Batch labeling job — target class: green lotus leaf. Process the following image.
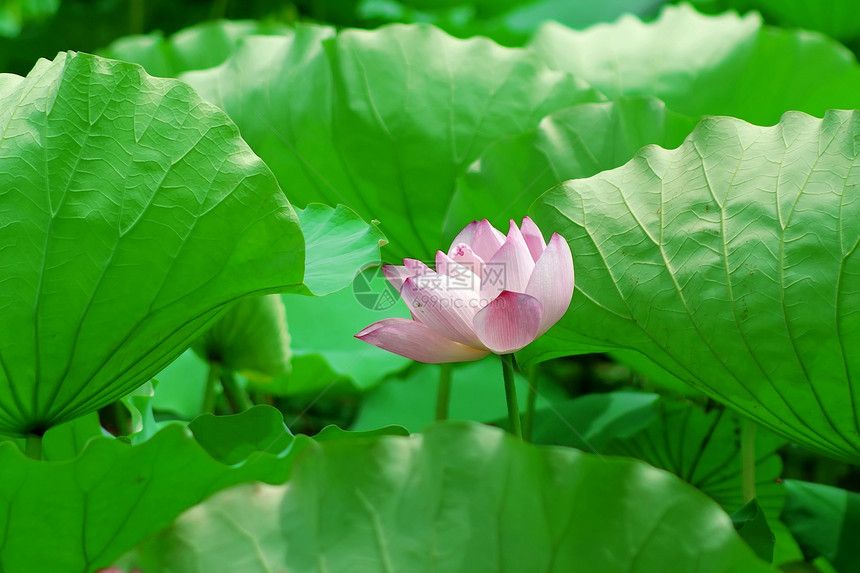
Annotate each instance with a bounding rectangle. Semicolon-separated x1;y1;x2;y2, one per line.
782;479;860;572
530;4;860;125
526;109;860;462
526;390;661;451
0;407;308;572
0;51;304;435
99;19;291;78
193;294;291;383
606;399;786;518
447;95;696;239
181;23;603;260
124;422;770;573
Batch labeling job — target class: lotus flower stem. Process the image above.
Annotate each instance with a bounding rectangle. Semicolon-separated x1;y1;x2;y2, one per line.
203;362;222;414
523;364;539;442
741;417;757;503
221;369;254;413
501;354;522;438
435;364;453;421
24;433;42;460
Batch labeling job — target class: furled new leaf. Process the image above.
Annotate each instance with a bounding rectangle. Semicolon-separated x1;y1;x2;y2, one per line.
526;110;860;462
0;52;304;435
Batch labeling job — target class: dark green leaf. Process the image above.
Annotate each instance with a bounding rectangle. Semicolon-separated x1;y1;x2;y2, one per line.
606;400;786;517
732;498;775;563
782;479;860;573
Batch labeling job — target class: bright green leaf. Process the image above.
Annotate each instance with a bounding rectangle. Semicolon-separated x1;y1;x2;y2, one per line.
126;422;771;573
182;23;602;260
447;95;696;239
0;52;303;435
278;271;411;396
530;4;860;125
189;405;294;465
527;110;860;462
295;203;386;296
0;413;306;572
99;19;291;78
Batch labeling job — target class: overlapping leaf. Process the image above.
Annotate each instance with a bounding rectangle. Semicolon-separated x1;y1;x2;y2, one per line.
181;23;603;260
124;423;770;573
0;52;304;435
0;406;302;573
447;95;696;238
526;110;860;462
99;19;291;78
530;4;860;125
606;400;786;517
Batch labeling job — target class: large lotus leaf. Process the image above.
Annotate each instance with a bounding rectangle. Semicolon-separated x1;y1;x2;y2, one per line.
529;4;860;126
606;400;786;518
0;406;305;573
181;23;603;261
0;52;304;435
99;19;291;78
524;109;860;462
124;422;770;573
446;95;696;239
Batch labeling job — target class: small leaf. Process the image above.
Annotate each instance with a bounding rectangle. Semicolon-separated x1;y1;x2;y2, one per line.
189;405;294;465
732;499;775;563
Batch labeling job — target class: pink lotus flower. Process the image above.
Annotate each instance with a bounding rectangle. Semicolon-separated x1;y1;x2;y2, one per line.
356;218;574;362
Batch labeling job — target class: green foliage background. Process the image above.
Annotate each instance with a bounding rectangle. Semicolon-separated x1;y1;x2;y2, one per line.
2;1;860;572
